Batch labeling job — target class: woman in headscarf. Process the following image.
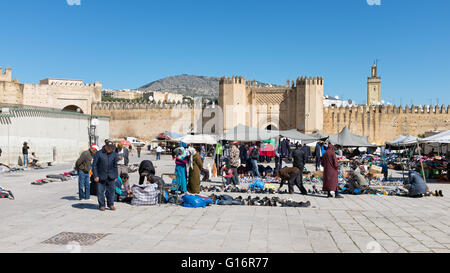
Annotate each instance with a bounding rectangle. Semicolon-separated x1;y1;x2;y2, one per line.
174;147;189;193
321;143;343;198
187;146;203;194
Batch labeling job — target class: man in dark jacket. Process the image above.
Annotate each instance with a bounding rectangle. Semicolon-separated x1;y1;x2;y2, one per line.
239;144;249;167
92;141;119;211
138;160;156;185
75;145;99;201
278;167;307;195
292;144;307;171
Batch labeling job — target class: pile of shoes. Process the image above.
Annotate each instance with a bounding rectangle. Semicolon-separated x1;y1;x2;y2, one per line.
0;186;14;200
209;194;311;208
31;179;50;185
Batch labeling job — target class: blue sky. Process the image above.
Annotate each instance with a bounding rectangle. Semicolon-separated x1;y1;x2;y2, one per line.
0;0;449;105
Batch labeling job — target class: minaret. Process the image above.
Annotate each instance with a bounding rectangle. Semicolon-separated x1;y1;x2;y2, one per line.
367;63;381;105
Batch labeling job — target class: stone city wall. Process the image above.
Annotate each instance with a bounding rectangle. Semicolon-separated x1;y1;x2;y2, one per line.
0;106;110;165
323;105;450;144
92;102;209;140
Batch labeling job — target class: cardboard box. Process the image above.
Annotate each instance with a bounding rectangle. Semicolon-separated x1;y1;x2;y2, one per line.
370;173;384;179
369;166;382;174
313;171;323;178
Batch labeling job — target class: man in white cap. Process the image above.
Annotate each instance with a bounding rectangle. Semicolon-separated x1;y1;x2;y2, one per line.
75;144;99;201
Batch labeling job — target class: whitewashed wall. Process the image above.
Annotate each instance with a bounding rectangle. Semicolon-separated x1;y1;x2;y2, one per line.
0;107;109;166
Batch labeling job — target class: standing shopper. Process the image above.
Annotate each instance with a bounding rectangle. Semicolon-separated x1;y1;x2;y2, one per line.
136;145;141;158
321;143;343;198
156;145;163;160
174;147;189;193
315;142;322;171
22;142;30;167
187;147;203;194
250;145;261;177
229;143;241;185
239;144;249;167
292;143;307;187
75;145;98;200
116;143;129;176
92;141;119;211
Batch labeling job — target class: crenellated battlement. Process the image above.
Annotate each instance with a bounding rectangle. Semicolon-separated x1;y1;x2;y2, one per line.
296;76;324;86
40;78;102;88
92;101;197;110
0;67;12;82
324;104;450;115
219;75;246;85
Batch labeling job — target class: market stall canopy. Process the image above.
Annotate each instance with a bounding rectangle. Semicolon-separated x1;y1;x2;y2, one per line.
328;126;376;147
278;129;323;142
156;131;186;141
386;135;420;147
175;134;219;145
420;130;450;144
220;124;280;141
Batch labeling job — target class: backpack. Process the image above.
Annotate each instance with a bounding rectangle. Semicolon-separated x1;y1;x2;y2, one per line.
250;148;259;160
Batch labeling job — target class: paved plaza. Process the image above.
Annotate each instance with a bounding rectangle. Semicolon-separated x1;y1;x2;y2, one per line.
1;153;450;253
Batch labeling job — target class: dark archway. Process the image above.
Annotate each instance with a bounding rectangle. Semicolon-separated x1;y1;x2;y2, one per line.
266;124;278;131
62;105;84;113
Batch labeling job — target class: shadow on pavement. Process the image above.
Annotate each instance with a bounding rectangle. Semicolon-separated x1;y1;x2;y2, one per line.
61;196;79;201
72;203;99;210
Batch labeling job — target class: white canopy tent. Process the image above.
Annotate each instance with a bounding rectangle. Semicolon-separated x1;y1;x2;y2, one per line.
220;124;280;142
386;135;421;148
175;134;219;145
420;130;450;144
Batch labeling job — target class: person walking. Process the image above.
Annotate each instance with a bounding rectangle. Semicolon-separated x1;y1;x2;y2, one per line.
229;143;241;185
75;145;99;201
249;144;261;177
174;147;189;193
321;143;342;198
156;145;163;160
116;143;129;176
92;141;119;211
22;142;30;167
138;160;156;185
187;147;203;194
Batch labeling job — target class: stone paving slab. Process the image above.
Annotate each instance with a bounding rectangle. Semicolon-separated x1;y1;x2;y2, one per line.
1;153;450;253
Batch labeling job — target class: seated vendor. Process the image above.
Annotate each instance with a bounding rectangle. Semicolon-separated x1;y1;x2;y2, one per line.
115;173;133;202
222;166;237;185
30;152;39;167
404;171;427;198
277;167;307;195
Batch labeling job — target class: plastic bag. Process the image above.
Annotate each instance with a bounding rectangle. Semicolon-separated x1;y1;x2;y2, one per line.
183;195;213;208
248;179;265;190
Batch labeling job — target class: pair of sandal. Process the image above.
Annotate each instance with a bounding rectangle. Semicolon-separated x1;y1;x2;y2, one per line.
31;179;49;185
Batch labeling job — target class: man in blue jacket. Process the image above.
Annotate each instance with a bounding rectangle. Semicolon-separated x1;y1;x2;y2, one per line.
92;141;119;211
